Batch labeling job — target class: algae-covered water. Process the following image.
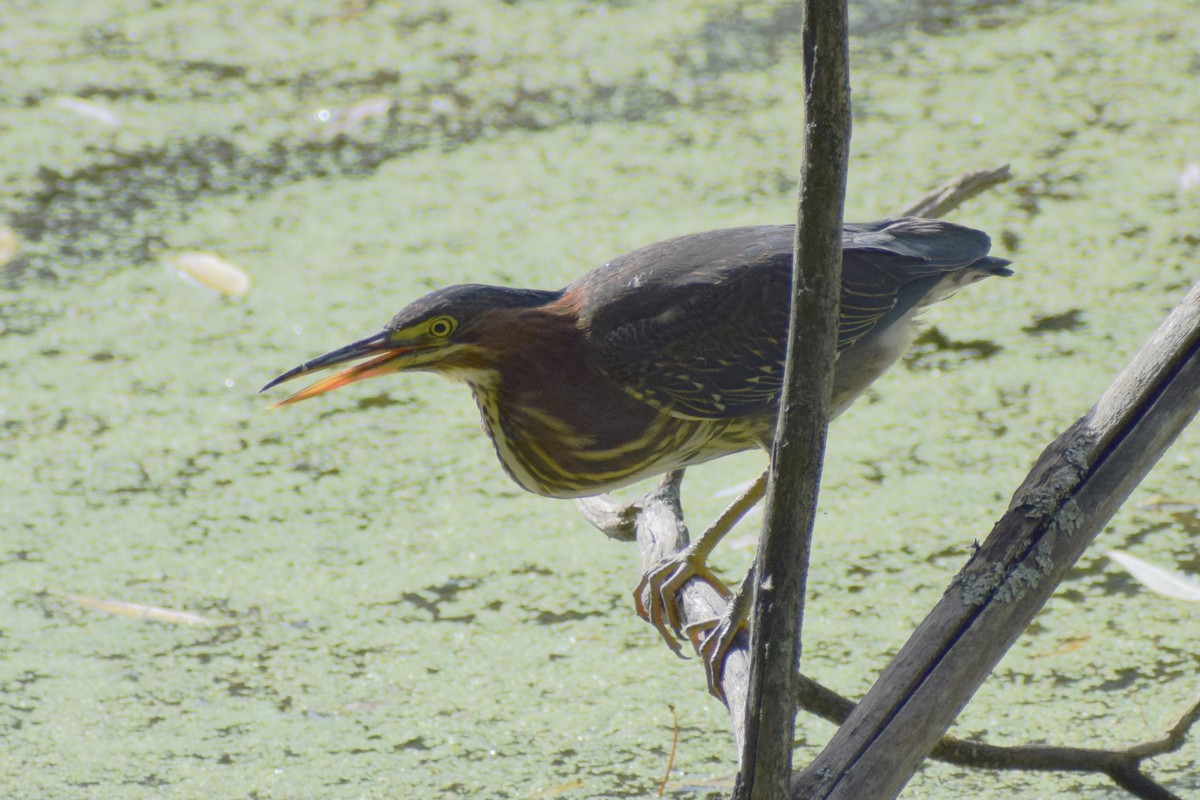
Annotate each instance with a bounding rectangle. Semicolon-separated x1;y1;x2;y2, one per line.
2;1;1198;798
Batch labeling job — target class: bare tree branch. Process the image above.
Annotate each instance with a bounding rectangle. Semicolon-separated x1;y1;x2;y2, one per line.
577;473;752;753
581;169;1200;800
896;165;1012;218
796;675;1198;800
734;0;851;796
793;278;1200;798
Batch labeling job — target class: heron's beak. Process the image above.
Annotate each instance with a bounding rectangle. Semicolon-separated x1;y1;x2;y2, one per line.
260;331;421;407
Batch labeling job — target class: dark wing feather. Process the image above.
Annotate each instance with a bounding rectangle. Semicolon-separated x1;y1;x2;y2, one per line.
576;218;1003;420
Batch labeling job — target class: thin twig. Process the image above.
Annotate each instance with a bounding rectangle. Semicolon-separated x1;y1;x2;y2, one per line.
658;704;680;798
896;165;1012;218
795;674;1193;800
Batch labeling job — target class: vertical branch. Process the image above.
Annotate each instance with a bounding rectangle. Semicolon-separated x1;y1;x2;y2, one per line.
733;1;851;797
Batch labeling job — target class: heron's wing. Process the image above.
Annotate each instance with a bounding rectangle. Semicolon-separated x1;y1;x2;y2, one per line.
574;226;791;419
577;219;1003;420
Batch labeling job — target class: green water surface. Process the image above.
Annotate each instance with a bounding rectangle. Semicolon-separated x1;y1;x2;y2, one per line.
2;1;1198;797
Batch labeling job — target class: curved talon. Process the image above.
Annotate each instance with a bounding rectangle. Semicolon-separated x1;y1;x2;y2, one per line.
633;570;685;657
658;559;732;635
686;613;747;702
633;548;732;657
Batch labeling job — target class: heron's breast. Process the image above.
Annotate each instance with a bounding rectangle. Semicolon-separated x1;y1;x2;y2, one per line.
468;382;763;499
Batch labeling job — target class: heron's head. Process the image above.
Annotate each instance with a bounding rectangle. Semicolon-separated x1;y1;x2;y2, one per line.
261;284;560;405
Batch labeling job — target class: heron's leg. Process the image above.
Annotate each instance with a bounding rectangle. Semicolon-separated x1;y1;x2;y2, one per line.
634;469;768;653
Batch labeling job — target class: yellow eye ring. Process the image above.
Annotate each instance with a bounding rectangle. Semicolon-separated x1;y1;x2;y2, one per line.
428;316;456;338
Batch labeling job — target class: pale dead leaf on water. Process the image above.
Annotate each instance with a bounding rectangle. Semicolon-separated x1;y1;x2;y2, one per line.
52;95;122;128
1105;550;1200;603
323;96;392;134
0;225;18;267
68;594;217;625
724;533;759;551
1179;161;1200;193
166;251;252;296
527;779;585;798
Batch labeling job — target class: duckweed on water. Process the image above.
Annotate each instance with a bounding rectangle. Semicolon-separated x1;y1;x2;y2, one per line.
1;1;1198;798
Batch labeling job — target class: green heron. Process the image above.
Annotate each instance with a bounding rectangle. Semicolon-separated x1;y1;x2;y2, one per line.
263;217;1011;690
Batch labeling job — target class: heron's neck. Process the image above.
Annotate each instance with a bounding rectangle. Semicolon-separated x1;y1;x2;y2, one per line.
461;308;665;497
479;308;654;438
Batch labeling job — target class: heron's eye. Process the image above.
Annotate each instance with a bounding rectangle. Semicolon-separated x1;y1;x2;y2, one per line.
428;316;457;338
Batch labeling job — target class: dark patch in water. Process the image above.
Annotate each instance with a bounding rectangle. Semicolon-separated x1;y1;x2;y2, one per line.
1022;308;1085;334
905;325;1002;370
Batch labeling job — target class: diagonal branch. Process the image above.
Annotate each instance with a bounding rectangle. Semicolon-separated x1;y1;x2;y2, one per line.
896;165;1012;218
579;474;1200;800
792;277;1200;798
795;675;1199;800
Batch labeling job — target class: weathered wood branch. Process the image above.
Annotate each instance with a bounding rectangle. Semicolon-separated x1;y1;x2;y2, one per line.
734;0;852;796
896;165;1012;218
796;675;1198;800
792;279;1200;798
577;169;1200;799
577;474;752;753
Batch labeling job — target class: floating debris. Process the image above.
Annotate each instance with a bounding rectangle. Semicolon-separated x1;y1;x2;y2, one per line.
0;225;18;267
323;96;391;134
1106;550;1200;603
1179;161;1200;193
1030;635;1091;659
53;95;122;128
338;700;388;714
1137;495;1200;512
68;594;217;625
528;780;586;798
166;251;252;296
723;533;759;551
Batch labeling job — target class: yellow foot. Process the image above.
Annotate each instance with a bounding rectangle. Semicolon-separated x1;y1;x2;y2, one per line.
633;546;732;656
